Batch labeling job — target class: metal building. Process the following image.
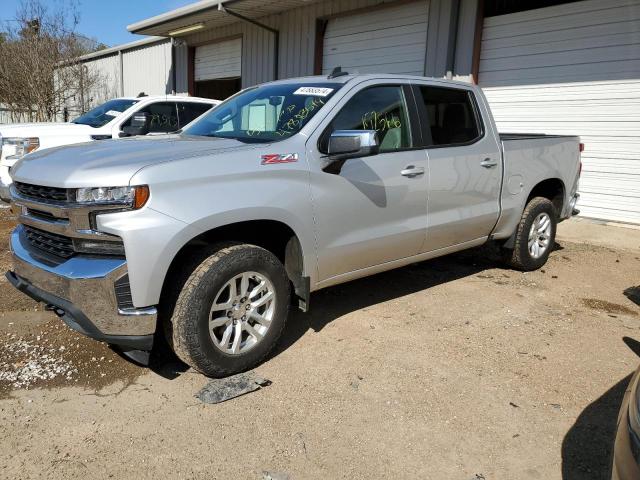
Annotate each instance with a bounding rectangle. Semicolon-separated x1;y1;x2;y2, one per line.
68;36;184;115
120;0;639;225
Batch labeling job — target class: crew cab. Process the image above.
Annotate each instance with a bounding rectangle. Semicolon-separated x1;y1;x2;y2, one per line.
0;95;220;201
5;73;581;376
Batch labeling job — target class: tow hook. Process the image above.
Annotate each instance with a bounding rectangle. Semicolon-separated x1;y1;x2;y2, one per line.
45;304;66;318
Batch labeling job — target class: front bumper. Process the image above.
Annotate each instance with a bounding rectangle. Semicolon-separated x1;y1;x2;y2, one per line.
7;226;157;350
611;367;640;480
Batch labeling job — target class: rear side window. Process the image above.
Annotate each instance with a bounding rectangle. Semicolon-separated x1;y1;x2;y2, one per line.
122;102;179;133
177;102;214;128
418;86;481;147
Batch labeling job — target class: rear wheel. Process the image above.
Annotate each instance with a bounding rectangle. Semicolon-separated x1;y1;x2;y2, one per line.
167;243;290;377
503;196;557;271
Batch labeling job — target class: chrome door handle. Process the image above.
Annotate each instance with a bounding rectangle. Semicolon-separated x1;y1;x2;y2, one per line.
480;158;498;168
400;165;425;177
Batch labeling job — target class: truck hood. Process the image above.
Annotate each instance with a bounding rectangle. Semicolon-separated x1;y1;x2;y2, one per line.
0;122;97;138
11;135;259;188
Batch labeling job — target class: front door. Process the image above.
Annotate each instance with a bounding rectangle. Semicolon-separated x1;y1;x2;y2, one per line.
307;83;429;282
413;83;502;251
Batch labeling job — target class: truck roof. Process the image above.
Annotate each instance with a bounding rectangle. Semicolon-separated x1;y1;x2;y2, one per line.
267;73;475;87
116;95;220;103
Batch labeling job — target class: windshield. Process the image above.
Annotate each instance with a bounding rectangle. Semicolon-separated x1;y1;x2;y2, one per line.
184;83;343;143
73;99;139;128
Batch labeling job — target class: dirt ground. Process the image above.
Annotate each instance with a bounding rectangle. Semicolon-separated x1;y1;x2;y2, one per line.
1;205;639;480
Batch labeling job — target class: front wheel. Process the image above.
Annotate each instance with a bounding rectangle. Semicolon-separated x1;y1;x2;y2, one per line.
503;196;557;271
168;243;291;377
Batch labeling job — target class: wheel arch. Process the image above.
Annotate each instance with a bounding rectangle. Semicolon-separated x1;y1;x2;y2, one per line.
526;178;566;218
501;177;565;250
160;217;312;314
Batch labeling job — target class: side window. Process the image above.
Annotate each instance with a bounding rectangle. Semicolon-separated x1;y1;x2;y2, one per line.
418;86;481;146
324;85;412;153
177;102;214;128
121;102;179;133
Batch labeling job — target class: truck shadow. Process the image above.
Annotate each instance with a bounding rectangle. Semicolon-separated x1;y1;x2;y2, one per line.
561;337;640;479
561;373;631;479
149;240;566;379
276;241;513;354
624;286;640;307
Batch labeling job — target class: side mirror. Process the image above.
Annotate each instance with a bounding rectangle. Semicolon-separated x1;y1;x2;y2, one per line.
328;130;379;159
121;112;151;137
323;130;379;174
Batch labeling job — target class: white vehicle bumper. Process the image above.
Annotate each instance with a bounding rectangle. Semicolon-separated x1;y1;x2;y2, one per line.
0;173;11;203
0;160;16;203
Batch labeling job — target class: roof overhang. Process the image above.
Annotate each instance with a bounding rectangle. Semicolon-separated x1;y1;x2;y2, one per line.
77;36;167;62
127;0;322;37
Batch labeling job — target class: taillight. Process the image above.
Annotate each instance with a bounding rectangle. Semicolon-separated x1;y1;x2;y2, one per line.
578;143;584;177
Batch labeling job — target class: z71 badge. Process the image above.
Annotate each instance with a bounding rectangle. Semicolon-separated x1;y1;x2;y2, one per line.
261;153;299;165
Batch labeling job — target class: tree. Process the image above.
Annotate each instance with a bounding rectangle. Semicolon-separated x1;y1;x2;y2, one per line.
0;0;106;122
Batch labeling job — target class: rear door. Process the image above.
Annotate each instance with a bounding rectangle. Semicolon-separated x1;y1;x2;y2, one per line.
307;81;428;282
412;83;502;251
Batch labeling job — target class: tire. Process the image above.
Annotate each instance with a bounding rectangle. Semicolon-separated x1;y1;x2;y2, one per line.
503;196;557;271
167;243;290;377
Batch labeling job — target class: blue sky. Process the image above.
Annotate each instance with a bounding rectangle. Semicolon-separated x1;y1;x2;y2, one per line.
0;0;195;47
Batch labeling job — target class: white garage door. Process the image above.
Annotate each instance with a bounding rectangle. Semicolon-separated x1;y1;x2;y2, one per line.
195;38;242;81
322;1;429;76
479;0;640;224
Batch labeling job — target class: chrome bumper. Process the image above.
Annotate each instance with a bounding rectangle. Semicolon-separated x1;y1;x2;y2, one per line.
570;192;580;216
7;226;157;349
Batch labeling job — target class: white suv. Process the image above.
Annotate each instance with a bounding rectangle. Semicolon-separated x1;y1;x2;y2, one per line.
0;95;220;201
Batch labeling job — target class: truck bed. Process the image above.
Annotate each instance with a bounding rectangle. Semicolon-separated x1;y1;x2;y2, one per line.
490;132;581;241
499;133;578;141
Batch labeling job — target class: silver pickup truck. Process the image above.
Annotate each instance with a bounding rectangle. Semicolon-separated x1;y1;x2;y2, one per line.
5;73;581;377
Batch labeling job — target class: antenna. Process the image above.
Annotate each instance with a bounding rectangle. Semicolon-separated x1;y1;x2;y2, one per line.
137;92;148;98
328;66;349;79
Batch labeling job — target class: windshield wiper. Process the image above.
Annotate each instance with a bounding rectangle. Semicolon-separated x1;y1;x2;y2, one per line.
203;133;271;144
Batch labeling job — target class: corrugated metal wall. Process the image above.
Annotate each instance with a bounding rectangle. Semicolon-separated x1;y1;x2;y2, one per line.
78;39;176;108
83;53;121;107
122;40;173;96
321;1;429;75
184;0;438;88
54;0;474;118
174;42;190;94
185;11;276;88
479;0;640;224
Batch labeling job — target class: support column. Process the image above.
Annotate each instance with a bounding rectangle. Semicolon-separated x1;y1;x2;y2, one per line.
425;0;481;82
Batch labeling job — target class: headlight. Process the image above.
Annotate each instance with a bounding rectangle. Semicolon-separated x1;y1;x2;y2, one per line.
75;185;149;209
1;137;39;160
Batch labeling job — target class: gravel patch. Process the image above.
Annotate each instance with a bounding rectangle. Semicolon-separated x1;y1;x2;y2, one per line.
0;336;78;389
0;318;144;398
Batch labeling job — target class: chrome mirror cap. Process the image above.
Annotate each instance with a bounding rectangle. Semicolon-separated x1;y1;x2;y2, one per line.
328;130;380;158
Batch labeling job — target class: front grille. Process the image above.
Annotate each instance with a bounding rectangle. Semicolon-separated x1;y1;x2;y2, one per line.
23;225;75;259
14;182;68;202
114;275;134;309
25;208;60;222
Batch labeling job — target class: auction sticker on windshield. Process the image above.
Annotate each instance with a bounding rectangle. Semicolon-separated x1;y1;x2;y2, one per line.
105;110;121;117
293;87;334;97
